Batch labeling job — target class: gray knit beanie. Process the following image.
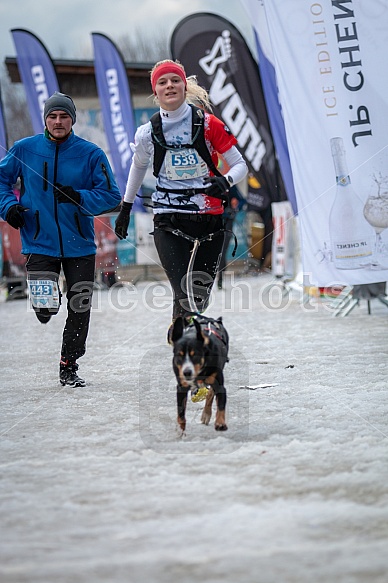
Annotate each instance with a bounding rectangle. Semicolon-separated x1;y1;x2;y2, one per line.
44;92;76;124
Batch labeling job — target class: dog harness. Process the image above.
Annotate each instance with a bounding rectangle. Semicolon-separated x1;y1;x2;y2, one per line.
196;316;229;348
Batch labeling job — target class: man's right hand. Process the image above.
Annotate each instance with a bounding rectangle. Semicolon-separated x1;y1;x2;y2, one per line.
115;201;133;240
6;204;29;229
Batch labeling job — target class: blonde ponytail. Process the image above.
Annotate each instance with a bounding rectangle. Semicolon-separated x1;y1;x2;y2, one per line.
186;76;213;113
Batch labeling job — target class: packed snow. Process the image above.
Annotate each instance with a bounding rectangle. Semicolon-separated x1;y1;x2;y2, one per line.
1;273;387;583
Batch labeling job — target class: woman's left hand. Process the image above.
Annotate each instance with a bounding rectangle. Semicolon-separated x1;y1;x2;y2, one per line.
203;176;230;199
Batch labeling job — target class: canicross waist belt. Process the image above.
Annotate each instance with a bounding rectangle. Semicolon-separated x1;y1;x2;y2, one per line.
156;185;205;196
173;212;221;223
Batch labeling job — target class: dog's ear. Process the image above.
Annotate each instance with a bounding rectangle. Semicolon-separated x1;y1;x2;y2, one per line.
171;316;185;343
193;318;209;345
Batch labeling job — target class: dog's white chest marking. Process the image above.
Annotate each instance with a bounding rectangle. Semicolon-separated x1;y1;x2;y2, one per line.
182;352;196;381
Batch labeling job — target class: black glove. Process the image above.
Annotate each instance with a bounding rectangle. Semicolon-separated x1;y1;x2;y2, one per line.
203;175;230;199
115;201;133;240
54;183;81;205
6;204;28;229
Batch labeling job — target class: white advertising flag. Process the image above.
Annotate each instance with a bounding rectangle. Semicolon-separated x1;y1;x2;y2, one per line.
263;0;388;286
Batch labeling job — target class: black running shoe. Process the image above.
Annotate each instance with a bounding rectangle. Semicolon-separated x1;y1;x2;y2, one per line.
35;312;52;324
59;359;85;387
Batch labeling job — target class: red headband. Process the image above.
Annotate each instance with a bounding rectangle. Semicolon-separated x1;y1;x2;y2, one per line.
151;63;187;93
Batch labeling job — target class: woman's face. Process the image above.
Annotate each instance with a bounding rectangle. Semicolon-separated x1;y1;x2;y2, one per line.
154;73;186;111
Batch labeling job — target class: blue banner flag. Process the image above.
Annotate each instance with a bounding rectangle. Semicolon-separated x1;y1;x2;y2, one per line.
0;84;7;160
11;29;60;134
92;32;144;211
240;0;297;214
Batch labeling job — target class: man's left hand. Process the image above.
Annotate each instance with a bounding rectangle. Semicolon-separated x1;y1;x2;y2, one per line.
54;183;81;205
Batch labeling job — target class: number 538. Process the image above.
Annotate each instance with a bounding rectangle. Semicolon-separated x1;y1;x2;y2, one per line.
172;153;197;166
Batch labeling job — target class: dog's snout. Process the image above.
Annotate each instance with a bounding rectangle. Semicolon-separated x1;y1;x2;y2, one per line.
183;367;193;379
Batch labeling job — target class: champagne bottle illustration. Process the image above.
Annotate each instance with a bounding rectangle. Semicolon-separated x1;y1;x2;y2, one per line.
329;137;374;269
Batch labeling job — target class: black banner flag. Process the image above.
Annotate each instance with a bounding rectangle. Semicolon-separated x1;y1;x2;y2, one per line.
171;12;286;205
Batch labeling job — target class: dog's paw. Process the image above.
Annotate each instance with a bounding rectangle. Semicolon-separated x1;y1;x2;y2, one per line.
215;423;228;431
177;417;186;432
176;427;186;438
201;411;211;425
215;410;227;430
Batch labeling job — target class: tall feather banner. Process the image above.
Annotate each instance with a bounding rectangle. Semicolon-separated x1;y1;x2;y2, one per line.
11;28;60;134
240;0;298;215
92;32;144;210
171;12;287;206
0;83;7;160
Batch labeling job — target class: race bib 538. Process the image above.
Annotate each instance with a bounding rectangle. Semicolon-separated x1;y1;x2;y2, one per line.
165;148;207;181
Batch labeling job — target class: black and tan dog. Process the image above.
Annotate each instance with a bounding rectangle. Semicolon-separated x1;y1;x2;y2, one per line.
171;314;229;433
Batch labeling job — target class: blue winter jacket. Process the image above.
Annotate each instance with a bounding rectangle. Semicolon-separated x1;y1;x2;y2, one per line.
0;132;122;258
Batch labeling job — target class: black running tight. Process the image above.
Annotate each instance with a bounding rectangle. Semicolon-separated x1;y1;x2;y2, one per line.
153;213;224;319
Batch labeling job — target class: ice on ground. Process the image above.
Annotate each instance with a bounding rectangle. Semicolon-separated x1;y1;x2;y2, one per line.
1;274;387;583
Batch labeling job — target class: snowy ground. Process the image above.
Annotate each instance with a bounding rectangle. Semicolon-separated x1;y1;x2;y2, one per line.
1;273;387;583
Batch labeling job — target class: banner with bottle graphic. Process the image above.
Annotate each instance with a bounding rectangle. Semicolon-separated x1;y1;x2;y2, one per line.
170;12;287;207
262;0;388;286
11;29;60;134
91;33;145;212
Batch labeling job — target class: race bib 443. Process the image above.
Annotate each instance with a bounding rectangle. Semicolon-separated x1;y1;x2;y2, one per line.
28;279;60;309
